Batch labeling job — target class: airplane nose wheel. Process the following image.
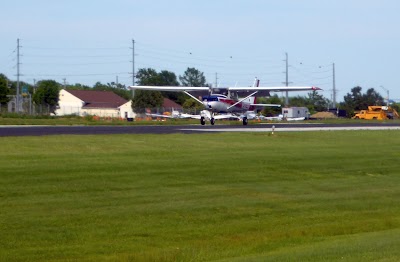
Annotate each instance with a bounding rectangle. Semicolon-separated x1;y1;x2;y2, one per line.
243;117;248;126
200;117;206;125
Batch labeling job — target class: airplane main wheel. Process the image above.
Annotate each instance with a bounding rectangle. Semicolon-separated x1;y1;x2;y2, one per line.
200;117;206;125
243;117;248;126
210;118;215;125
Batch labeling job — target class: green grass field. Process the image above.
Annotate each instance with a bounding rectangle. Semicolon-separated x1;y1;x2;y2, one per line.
2;114;400;126
1;131;400;261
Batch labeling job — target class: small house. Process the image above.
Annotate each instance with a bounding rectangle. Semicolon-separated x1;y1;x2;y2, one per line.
55;89;135;118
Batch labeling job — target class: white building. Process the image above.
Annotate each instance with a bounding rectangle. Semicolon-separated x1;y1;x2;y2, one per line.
282;107;310;119
55;89;135;118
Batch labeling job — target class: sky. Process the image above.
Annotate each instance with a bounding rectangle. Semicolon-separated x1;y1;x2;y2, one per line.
1;0;400;102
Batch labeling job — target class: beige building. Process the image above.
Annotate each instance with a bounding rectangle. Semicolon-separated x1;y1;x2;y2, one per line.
55;89;135;118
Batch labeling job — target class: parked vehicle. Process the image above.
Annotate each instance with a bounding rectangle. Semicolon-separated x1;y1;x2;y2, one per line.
352;106;399;120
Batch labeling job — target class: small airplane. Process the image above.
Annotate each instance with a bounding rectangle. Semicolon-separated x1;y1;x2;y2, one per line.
146;108;240;121
146;109;196;119
263;114;306;121
130;78;320;125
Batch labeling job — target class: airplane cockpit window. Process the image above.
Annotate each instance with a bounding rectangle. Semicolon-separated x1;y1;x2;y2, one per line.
230;92;239;100
202;96;219;102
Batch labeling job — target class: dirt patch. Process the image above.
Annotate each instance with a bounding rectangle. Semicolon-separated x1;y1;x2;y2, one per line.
310;112;338;119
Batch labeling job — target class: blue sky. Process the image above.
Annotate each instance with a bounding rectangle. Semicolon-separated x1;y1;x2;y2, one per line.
1;0;399;102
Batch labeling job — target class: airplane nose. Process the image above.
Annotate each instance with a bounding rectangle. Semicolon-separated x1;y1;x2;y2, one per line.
204;101;212;109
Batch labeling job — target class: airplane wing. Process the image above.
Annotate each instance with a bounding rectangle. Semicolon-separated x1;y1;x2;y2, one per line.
130;86;210;92
131;86;321;92
251;103;281;107
189;112;239;120
228;86;321;92
146;113;173;118
214;114;240;120
264;116;283;121
190;115;202;120
286;117;306;121
147;112;197;119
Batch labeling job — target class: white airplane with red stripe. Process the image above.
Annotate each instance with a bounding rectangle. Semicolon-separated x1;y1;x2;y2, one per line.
130;79;320;125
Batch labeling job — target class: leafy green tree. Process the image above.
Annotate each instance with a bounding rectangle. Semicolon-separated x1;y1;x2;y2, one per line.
364;88;384;106
132;90;163;112
136;68;162;85
341;86;360;117
341;86;384;117
92;82;131;100
182;98;204;112
307;90;329;112
275;91;329;114
391;103;400;113
33;80;60;114
67;83;91;90
132;68;164;112
259;95;283;116
288;95;309;107
159;70;179;86
0;74;10;106
179;67;206;87
158;70;186;104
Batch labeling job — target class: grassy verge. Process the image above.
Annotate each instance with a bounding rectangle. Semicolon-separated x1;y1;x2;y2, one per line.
1;131;400;261
1;113;400;126
0;116;198;126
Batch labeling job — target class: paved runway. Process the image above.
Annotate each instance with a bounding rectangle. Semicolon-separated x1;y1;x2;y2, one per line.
1;123;400;137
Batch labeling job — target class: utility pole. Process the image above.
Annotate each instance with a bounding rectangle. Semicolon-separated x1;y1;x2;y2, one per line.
332;63;336;108
16;38;21;113
62;78;67;89
282;52;291;105
131;39;135;97
381;86;389;107
132;39;135;86
215;72;218;88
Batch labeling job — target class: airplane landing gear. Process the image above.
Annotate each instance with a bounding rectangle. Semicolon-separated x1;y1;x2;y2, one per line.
210;118;215;125
200;117;206;125
242;117;248;126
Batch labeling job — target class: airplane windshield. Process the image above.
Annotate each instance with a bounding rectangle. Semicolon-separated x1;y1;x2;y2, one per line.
230;92;239;100
202;95;223;102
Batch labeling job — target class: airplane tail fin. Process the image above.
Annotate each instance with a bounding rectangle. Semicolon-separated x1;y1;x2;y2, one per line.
253;77;260;87
247;78;260;104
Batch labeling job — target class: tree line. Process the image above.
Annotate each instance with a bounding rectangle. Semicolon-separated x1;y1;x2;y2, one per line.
0;68;396;117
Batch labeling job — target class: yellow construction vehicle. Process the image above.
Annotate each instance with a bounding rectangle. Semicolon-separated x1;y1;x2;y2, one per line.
352;106;399;120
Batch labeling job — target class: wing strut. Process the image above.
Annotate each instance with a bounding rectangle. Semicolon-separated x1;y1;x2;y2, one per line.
227;91;258;110
184;91;204;105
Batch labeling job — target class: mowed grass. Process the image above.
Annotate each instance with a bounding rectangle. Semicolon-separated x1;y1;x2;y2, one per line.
1;131;400;261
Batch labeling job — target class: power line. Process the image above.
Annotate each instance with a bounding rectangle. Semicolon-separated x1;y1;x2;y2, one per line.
23;61;130;66
23;45;129;50
24;54;129;58
3;40;334;91
23;72;130;77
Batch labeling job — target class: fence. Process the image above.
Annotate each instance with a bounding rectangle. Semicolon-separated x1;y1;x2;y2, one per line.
54;106;123;118
0;101;201;119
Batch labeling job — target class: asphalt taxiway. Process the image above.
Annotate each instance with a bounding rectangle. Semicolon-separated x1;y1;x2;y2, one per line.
1;123;400;137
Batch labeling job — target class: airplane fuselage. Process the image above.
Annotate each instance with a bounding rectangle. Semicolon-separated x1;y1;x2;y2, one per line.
202;95;255;113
